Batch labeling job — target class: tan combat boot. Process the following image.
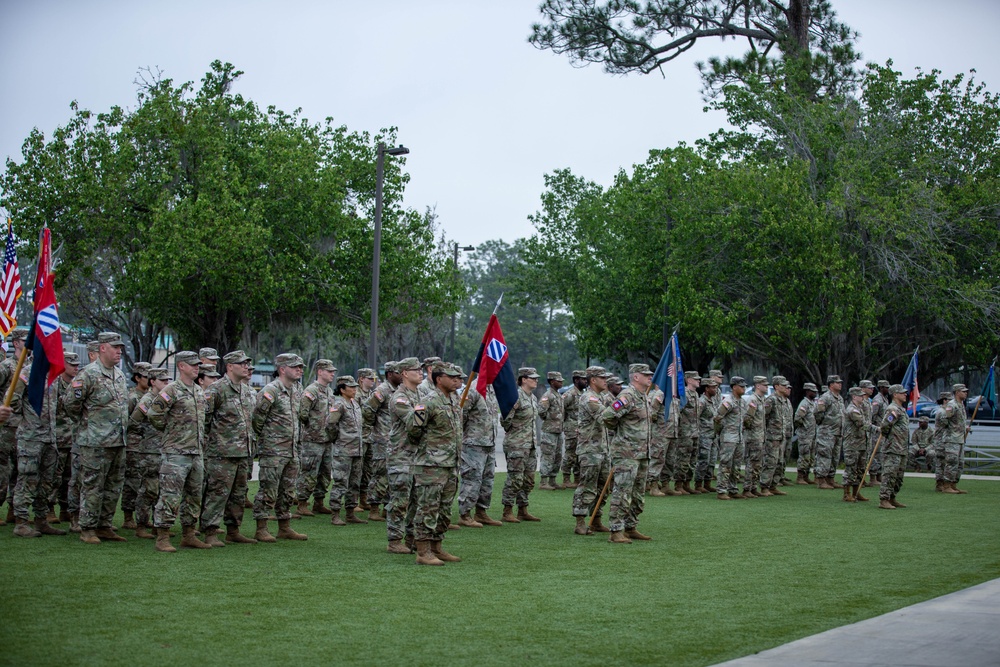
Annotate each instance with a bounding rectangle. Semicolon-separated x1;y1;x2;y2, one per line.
296;500;314;517
415;540;445;566
878;498;895;510
501;505;520;523
329;509;347;526
431;541;461;562
457;513;483;528
704;479;717;493
574;516;592;535
941;482;960;494
935;479;944;492
661;483;679;496
312;499;332;515
46;510;60;524
95;526;126;542
203;528;226;548
770;485;787;496
953;484;968;494
758;487;774;497
475;508;502;526
591;515;610;533
539;477;554;490
561;474;574;489
624;528;651;541
277;519;308;540
13;518;41;537
608;531;632;544
674;481;689;496
716;493;732;500
795;472;807;485
69;512;81;533
649;482;667;497
122;511;137;530
842;486;855;502
226;526;258;544
683;481;699;495
155;527;177;552
368;505;385;522
135;524;155;539
254;518;277;543
35;517;67;535
889;496;907;508
386;539;411;554
79;529;101;545
853;485;869;502
345;508;368;524
180;525;211;549
517;506;541;522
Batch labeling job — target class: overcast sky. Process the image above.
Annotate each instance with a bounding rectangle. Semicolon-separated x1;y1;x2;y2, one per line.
2;1;999;249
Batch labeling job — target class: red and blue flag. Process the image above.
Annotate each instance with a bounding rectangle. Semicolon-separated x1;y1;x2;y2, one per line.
900;347;920;410
25;227;64;415
470;314;518;417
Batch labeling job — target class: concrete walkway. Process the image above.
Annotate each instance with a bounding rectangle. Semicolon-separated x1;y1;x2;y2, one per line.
713;578;1000;667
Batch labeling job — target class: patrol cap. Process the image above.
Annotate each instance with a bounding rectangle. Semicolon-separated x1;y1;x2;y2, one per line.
223;350;252;364
518;367;540;379
9;328;28;342
939;391;953;401
397;357;421;371
452;365;467;378
608;376;623;385
435;363;462;378
827;374;843;384
572;369;587;379
86;341;101;354
199;364;221;378
753;375;768;385
547;371;564;381
384;361;399;374
586;365;612;378
357;367;377;379
802;382;818;392
888;383;906;395
275;353;304;368
701;377;717;386
422;356;442;367
131;362;152;377
709;369;723;378
859;380;874;389
313;359;336;372
684;370;700;380
918;416;929;423
952;383;968;393
336;374;359;387
771;375;786;385
730;376;747;387
199;347;220;361
780;379;792;387
63;351;80;366
149;368;169;380
877;380;890;388
848;386;864;397
98;332;126;348
629;363;654;376
175;351;200;366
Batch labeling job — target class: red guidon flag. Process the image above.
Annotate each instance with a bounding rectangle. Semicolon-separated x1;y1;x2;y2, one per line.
25;227;65;415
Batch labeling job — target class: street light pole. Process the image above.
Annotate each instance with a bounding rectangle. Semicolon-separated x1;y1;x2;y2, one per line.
448;242;475;361
369;142;409;370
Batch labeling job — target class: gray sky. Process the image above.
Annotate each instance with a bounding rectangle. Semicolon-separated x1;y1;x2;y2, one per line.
2;1;999;249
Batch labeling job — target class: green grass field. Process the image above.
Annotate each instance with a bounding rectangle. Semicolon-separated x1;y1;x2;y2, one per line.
1;474;998;667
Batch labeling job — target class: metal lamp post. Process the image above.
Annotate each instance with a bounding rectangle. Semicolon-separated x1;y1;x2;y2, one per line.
369;142;409;369
448;242;476;360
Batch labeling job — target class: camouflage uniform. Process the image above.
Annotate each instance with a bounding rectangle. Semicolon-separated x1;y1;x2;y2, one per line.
328;389;364;512
0;345;25;513
842;393;875;487
870;387;890;476
761;383;787;491
560;373;585;483
601;369;652;534
408;383;461;543
201;372;254;532
386;382;420;543
794;390;817;478
878;395;909;503
908;422;933;471
147;378;205;529
51;374;78;515
120;364;151;519
11;368;59;522
931;397;950;481
63;352;129;531
252;378;300;521
674;376;700;487
127;388;163;528
572;380;611;520
656;391;679;490
714;380;746;496
356;368;377;506
459;386;500;515
537;379;564;484
646;387;667;488
296;378;335;505
813;381;845;482
937;393;968;484
695;387;718;485
742;383;767;492
362;373;398;507
500;385;539;509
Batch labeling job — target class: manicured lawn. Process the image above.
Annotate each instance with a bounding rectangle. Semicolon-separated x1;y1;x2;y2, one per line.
1;475;998;666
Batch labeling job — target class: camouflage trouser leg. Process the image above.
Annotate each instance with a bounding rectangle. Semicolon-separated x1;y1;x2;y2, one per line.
941;444;962;483
744;440;763;490
695;435;714;482
831;436;843;480
647;438;665;485
772;437;790;485
501;452;529;507
120;450;142;513
674;436;697;483
329;455;363;511
878;452;905;500
571;452;609;517
458;445;495;515
133;453;161;527
717;439;744;495
154;454;204;529
842;448;866;487
539;432;563;478
201;457;248;530
412;465;457;542
78;446;125;530
561;433;579;478
796;437;815;474
608;458;647;532
67;445;82;513
870;435;884;475
367;458;388;506
516;448;537;507
760;439;783;488
385;464;412;542
50;447;72;512
932;447;944;480
0;427;16;508
359;439;373;500
13;440;58;521
659;438;678;486
295;441;330;503
814;431;835;478
253;455;298;521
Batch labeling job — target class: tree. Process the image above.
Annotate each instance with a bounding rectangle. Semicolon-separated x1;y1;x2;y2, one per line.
529;0;859;97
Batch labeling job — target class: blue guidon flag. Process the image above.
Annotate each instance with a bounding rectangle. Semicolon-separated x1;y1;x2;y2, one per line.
651;330;686;422
470;314;518;417
25;227;65;415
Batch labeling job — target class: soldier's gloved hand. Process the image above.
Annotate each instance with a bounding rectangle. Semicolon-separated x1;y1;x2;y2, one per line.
0;405;10;423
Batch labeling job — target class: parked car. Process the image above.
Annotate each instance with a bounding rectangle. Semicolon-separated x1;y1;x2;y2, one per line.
966;396;998;421
906;396;938;418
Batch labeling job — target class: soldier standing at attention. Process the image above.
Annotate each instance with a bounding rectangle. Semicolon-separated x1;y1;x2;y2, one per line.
714;377;747;500
201;350;257;545
240;363;257;509
120;362;151;530
813;375;845;489
602;363;653;544
560;370;587;488
418;357;441;396
49;351;80;525
673;371;702;495
938;384;971;494
251;353;308;543
858;380;878;487
646;383;669;496
500;367;542;523
457;383;502;528
537;371;565;490
295;359;336;517
63;332;130;545
878;384;911;509
930;391;952;490
147;351;210;552
656;381;680;496
841;387;873;502
362;361;399;522
794;383;819;484
385;358;423;554
356;368;377;511
909;416;933;471
760;376;789;497
571;366;612;535
199;348;220;371
126;367;169;539
408;362;463;566
0;328;29;524
694;377;719;493
742;376;768;497
327;375;367;525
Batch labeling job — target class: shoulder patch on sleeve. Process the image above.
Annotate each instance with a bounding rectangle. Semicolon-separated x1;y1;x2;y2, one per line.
260;390;274;403
159;390;172;402
722;398;732;409
612;399;626;411
330;403;341;412
887;413;895;423
71;378;83;388
374;390;383;401
588;396;601;403
304;390;315;400
138;403;149;414
396;396;409;404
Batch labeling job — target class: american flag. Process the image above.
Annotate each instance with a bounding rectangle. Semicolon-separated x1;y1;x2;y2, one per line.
0;220;22;336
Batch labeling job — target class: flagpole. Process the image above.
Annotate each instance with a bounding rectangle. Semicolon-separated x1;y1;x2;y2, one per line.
965;357;996;442
459;293;505;408
3;223;44;408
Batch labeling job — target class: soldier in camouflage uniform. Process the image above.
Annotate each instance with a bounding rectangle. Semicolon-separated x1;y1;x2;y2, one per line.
49;351;80;525
694;377;720;493
741;376;768;497
870;380;891;482
408;362;463;565
841;387;875;502
0;328;28;524
877;384;910;509
794;382;818;484
858;380;878;487
126;367;169;539
240;365;257;508
251;353;308;543
654;383;680;496
501;367;542;523
560;370;586;488
602;363;653;543
672;371;701;495
714;377;747;499
537;371;565;490
760;376;789;497
120;361;151;530
813;374;845;489
385;357;423;554
908;416;933;471
146;351;210;551
938;384;971;494
362;361;399;521
295;359;337;517
458;383;502;528
418;356;441;396
63;332;130;545
201;350;257;545
356;367;377;510
327;375;367;525
930;392;951;489
571;366;612;535
646;383;669;496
